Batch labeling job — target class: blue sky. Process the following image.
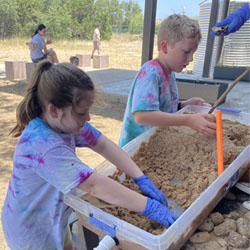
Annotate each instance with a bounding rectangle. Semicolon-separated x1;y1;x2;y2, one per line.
122;0;203;19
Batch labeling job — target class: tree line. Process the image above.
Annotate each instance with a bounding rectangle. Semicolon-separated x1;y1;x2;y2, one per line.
0;0;144;40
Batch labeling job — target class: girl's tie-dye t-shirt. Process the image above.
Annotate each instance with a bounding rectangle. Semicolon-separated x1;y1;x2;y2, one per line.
119;59;179;147
1;118;101;250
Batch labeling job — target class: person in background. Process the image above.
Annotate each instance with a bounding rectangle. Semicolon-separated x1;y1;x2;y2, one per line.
211;2;250;36
91;24;101;59
119;14;216;147
30;24;59;64
1;60;177;250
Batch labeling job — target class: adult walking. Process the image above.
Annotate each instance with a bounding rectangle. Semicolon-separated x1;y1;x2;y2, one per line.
91;24;101;59
30;24;59;64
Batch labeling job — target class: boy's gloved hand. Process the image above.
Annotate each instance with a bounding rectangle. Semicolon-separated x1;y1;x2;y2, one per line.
140;197;178;228
133;175;168;206
211;3;250;36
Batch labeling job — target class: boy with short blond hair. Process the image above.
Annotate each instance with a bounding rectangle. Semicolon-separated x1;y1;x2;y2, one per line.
119;14;216;147
157;14;201;48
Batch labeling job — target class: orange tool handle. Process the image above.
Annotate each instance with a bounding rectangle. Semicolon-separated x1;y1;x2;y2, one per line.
216;110;224;176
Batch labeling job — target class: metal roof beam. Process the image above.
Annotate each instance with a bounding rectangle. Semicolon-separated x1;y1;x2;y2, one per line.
141;0;157;65
202;0;219;78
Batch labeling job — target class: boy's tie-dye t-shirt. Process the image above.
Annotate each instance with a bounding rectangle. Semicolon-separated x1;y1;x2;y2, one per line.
1;118;101;250
119;59;179;147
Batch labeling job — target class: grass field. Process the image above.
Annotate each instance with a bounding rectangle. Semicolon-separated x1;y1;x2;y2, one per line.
0;34;145;70
0;33;194;71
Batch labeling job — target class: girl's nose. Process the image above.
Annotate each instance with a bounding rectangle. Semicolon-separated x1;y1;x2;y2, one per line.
86;113;91;122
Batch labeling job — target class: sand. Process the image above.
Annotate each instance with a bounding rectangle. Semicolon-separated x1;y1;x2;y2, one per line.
85;121;250;235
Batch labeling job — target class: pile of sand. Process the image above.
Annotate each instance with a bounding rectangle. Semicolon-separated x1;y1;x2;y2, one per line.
84;119;250;234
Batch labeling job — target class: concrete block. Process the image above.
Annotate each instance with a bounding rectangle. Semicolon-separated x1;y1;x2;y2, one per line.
76;54;91;67
5;61;26;80
177;80;228;105
93;55;109;69
26;62;36;82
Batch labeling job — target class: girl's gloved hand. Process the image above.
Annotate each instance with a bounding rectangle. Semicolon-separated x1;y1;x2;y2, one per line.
133;175;168;206
140;197;178;228
211;3;250;36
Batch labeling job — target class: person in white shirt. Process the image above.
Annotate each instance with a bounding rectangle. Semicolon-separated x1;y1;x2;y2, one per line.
91;24;101;59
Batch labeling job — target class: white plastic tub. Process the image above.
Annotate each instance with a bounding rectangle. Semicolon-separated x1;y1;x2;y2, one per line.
64;105;250;250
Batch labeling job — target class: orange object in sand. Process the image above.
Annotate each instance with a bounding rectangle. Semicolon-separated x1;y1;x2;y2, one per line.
216;110;224;176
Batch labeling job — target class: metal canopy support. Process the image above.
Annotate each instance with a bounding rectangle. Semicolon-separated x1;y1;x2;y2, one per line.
215;0;230;65
141;0;157;66
202;0;219;78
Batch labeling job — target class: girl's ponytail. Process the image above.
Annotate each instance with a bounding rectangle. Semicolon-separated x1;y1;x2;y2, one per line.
10;60;52;137
32;29;38;37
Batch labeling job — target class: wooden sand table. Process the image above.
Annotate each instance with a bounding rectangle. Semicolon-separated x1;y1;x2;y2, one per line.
84;120;250;234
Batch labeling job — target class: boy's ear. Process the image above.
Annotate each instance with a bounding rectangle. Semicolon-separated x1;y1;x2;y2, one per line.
160;40;168;54
48;104;59;118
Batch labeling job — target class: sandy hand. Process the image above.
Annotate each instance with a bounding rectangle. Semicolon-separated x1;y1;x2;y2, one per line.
188;113;216;137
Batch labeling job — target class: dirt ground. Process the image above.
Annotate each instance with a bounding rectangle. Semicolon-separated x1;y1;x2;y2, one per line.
0;34;151;71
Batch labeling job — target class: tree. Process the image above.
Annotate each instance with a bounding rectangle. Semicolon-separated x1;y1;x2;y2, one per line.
93;0;113;40
0;0;17;38
42;0;73;39
0;0;142;40
108;0;123;27
14;0;44;36
69;0;95;39
129;13;143;34
121;0;142;27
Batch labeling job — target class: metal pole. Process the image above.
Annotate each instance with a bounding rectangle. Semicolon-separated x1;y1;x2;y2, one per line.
215;0;230;65
202;0;219;78
141;0;157;66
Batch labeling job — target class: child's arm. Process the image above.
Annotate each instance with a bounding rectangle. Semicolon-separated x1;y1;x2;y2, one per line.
134;111;216;137
92;134;143;178
42;44;50;55
78;171;146;211
77;172;177;228
92;135;167;205
77;134;177;227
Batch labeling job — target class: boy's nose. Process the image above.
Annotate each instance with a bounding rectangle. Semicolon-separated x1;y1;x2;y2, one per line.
188;53;194;62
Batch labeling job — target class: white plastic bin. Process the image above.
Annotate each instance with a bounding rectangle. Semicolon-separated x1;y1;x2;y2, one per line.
64;105;250;250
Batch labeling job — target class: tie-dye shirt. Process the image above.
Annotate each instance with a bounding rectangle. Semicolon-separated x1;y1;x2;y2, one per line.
1;118;101;250
119;59;178;147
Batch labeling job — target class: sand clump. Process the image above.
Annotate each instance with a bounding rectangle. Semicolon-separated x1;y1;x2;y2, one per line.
84;119;250;234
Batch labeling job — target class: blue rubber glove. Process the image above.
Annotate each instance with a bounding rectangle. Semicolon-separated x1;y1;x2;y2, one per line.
211;3;250;36
133;175;168;206
140;198;178;228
